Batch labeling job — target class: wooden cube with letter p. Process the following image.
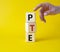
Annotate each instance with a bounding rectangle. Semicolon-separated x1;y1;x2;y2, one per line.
26;12;35;23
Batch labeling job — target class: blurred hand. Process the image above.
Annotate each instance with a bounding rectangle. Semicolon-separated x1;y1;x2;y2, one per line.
34;2;60;22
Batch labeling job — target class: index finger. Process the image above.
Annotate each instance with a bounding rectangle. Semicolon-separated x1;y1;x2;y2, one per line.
34;4;43;11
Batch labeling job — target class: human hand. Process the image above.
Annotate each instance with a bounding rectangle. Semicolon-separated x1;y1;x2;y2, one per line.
34;2;60;22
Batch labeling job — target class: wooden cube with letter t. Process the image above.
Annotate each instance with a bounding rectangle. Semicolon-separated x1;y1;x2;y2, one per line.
25;12;36;42
25;22;36;33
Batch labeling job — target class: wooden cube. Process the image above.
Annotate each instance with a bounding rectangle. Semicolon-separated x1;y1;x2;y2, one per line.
26;12;35;22
25;33;35;42
25;22;36;33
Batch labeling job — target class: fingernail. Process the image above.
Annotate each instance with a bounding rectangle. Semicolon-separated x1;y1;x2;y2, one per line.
44;13;47;16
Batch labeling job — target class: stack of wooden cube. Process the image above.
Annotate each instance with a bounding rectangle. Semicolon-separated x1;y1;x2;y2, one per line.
25;12;36;42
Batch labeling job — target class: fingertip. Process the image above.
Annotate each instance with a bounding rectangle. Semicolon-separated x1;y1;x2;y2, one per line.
43;19;46;23
33;8;37;11
41;19;46;23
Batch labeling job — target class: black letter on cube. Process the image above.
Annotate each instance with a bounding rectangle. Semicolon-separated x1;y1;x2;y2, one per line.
28;35;32;41
28;14;33;21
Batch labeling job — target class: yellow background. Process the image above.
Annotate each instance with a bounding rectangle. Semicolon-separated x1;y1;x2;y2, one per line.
0;0;60;52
